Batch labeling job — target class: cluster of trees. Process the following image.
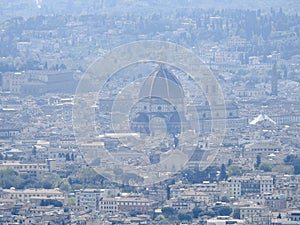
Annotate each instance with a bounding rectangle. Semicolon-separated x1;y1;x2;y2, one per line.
160;205;232;222
181;164;227;184
68;167;105;189
284;154;300;174
0;7;300;69
40;199;63;207
0;169;71;191
180;162;245;184
0;57;67;72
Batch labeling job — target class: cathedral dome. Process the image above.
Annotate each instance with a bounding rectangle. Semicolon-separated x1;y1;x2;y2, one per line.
139;64;184;100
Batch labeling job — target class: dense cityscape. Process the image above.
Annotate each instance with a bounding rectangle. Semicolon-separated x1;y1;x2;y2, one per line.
0;0;300;224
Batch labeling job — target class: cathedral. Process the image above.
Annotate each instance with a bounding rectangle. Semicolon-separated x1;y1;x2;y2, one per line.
129;64;185;136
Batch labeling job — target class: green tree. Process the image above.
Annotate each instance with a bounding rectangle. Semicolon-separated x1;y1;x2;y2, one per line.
129;210;142;217
65;197;76;206
221;196;230;203
70;167;104;188
155;214;166;221
272;165;293;174
258;162;273;172
284;154;298;165
200;210;215;217
228;165;242;176
65;153;71;161
255;154;261;169
219;164;228;181
0;169;24;189
58;179;71;192
122;173;144;185
233;209;240;219
213;206;232;216
32;146;37;156
192;207;202;218
40;199;63;207
162;207;177;218
178;213;192;222
227;159;233;166
283;155;300;174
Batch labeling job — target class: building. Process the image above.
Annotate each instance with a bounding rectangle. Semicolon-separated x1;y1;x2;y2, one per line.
192;101;247;134
98;196;156;214
244;141;281;158
226;175;274;198
75;189;103;211
130;64;185;135
207;216;245;225
233;204;271;225
264;194;287;211
0;161;49;176
0;71;77;95
0;127;20;139
1;72;28;94
0;188;64;203
288;211;300;221
167;198;197;213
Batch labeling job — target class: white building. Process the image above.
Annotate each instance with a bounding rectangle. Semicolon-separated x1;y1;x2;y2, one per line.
226;175;274;198
75;189;103;211
207;216;245;225
0;188;64;203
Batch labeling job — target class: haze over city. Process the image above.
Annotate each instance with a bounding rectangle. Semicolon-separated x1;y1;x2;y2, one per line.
0;1;300;224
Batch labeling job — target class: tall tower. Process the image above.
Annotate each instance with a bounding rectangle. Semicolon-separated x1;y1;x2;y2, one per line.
271;61;278;96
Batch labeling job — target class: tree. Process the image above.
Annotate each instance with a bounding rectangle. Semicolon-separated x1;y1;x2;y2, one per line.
294;164;300;174
221;196;230;203
71;153;75;161
32;146;37;156
213;206;232;216
59;179;71;192
228;164;242;176
283;155;300;174
200;210;215;217
227;159;233;167
129;210;142;217
272;165;293;174
70;167;105;188
192;207;202;218
255;154;261;169
233;209;240;219
122;173;144;185
59;64;67;70
178;213;192;222
0;169;25;189
162;207;177;218
155;214;166;221
65;197;76;206
206;166;219;182
65;153;71;161
258;163;273;172
284;154;299;165
40;199;63;207
219;164;228;181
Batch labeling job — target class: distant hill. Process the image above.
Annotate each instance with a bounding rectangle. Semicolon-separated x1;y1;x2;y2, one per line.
0;0;299;23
